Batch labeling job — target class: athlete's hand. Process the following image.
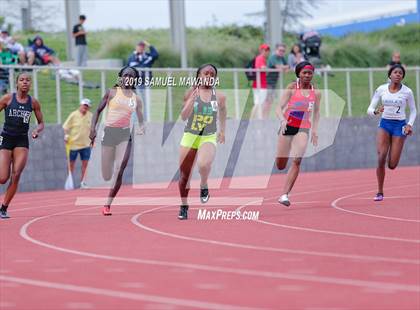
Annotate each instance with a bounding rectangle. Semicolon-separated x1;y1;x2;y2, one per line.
136;124;146;135
279;118;287;135
311;131;318;146
217;131;225;144
374;105;384;115
31;129;39;139
404;124;413;136
89;129;96;147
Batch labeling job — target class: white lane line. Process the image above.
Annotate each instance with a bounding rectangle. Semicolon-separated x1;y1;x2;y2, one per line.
0;275;256;310
237;183;420;242
255;218;420;243
331;184;420;223
131;206;420;265
18;206;420;292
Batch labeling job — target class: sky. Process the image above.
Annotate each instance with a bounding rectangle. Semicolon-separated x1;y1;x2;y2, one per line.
0;0;417;31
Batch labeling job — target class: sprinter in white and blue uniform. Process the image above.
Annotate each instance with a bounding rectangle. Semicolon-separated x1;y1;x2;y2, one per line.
0;72;44;218
367;64;417;201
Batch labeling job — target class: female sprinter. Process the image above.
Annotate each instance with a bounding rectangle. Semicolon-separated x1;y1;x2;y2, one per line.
89;66;145;216
367;64;416;201
178;64;227;220
0;72;44;218
275;61;321;207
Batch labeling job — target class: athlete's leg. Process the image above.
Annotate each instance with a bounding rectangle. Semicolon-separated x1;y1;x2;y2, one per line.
376;128;391;194
105;140;131;208
388;136;406;170
2;147;28;206
101;145;116;181
179;146;197;205
197;143;216;188
282;132;309;194
0;149;12;184
275;133;293;170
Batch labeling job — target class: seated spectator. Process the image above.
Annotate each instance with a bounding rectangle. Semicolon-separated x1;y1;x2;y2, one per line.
288;44;305;71
27;35;60;66
0;28;26;64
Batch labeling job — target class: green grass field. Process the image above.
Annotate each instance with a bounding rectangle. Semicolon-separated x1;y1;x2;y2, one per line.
1;68;417;124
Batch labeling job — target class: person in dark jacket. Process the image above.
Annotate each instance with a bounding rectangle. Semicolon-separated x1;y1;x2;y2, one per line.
127;41;158;121
27;35;60;66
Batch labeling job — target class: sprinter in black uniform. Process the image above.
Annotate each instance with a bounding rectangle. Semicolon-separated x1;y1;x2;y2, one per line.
178;64;227;220
0;72;44;218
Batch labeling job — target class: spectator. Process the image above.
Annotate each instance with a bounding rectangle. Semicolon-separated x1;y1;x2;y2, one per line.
62;98;93;189
27;35;60;66
72;15;88;67
265;43;289;119
250;43;270;119
0;28;26;64
288;44;305;71
127;40;158;121
388;51;406;69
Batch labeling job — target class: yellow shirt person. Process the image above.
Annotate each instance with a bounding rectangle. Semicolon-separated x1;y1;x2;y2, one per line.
62;98;93;188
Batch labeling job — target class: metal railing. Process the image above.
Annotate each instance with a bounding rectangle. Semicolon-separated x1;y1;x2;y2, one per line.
1;64;419;123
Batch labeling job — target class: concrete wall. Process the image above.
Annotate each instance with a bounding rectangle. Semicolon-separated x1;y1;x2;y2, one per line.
1;117;419;193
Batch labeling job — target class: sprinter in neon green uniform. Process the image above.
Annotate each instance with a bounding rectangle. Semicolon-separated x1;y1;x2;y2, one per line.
178;64;227;220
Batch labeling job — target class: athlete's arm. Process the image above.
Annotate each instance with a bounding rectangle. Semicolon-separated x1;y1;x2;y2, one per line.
90;89;111;144
404;89;417;135
311;90;322;146
135;95;145;135
181;87;198;121
31;98;44;139
406;89;417;127
367;87;383;116
217;92;227;144
0;94;12;112
275;82;294;120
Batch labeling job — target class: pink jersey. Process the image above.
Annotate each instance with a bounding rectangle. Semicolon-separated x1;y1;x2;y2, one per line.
284;82;317;129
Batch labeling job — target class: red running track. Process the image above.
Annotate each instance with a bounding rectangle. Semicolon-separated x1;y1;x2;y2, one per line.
0;167;419;309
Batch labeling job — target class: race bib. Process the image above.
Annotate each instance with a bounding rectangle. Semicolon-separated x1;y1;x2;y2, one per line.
308;101;315;112
210;100;218;112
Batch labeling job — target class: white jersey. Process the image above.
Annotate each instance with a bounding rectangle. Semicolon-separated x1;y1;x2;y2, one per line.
367;83;417;126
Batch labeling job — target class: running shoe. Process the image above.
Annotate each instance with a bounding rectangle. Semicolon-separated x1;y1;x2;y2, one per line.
200;186;210;204
278;194;291;207
102;206;112;216
80;181;89;190
374;193;384;201
178;205;189;220
0;209;10;219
